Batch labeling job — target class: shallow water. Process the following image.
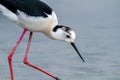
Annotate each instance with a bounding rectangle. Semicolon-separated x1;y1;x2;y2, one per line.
0;0;120;80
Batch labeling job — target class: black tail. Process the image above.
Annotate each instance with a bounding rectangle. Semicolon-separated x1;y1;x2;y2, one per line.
0;0;17;13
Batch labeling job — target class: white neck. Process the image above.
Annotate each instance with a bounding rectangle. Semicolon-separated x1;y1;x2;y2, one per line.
42;11;58;39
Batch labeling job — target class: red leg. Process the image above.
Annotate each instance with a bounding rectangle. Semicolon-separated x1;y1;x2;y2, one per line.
8;29;27;80
23;32;60;80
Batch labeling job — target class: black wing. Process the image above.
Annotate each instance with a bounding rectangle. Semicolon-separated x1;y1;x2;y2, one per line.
0;0;52;17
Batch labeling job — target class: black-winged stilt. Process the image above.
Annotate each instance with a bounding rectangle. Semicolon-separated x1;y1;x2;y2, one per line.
0;0;85;80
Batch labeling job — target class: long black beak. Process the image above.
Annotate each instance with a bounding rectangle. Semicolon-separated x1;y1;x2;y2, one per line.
71;42;85;62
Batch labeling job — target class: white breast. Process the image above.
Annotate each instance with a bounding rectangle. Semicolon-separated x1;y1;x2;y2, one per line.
17;10;58;33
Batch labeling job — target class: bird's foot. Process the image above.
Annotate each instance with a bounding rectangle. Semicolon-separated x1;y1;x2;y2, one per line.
55;77;61;80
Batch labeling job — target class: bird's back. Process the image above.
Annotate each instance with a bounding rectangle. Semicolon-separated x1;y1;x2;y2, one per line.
0;0;52;17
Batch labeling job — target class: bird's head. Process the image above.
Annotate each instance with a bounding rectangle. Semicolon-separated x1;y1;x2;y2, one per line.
51;25;85;62
52;25;75;43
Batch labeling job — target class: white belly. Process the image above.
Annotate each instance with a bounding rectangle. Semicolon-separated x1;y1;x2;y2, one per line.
17;10;58;32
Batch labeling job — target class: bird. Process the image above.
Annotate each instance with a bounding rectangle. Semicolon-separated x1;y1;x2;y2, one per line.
0;0;85;80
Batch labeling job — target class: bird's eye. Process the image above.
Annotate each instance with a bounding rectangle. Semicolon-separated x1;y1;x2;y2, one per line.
66;35;70;38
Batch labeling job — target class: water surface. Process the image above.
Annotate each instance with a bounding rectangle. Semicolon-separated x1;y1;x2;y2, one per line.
0;0;120;80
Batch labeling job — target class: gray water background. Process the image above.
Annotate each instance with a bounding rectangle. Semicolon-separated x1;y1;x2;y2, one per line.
0;0;120;80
